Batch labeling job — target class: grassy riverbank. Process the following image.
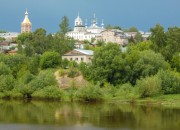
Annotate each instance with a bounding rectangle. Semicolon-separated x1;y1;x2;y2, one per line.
110;94;180;108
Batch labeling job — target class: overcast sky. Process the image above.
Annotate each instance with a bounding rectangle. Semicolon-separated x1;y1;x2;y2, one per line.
0;0;180;33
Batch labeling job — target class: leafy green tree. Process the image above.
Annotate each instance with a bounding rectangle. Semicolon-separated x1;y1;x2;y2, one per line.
106;24;121;30
131;50;169;85
150;24;166;53
0;62;11;75
40;51;61;69
16;33;32;44
90;43;122;84
59;16;70;35
4;54;28;78
129;27;138;32
0;75;15;92
158;70;180;94
164;27;180;61
171;53;180;72
32;28;47;54
134;32;143;43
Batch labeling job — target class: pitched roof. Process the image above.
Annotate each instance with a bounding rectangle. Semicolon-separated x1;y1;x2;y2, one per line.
64;49;94;56
75;49;94;55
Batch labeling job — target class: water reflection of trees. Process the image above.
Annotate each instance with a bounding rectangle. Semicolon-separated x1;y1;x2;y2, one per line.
0;100;179;130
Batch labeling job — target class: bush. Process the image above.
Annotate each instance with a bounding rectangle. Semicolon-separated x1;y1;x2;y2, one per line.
158;70;180;94
136;75;162;98
0;75;15;92
28;70;58;91
40;51;61;69
115;83;137;99
58;68;66;77
76;84;103;102
67;68;79;78
0;62;11;75
32;86;65;100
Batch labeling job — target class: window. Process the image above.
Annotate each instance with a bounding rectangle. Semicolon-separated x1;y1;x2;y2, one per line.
70;58;73;61
76;58;78;61
81;58;84;61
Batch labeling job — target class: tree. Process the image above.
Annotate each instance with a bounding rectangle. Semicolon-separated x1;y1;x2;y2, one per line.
134;32;143;43
171;53;180;72
90;43;122;84
106;24;121;30
0;37;5;42
40;51;61;69
129;27;138;32
164;27;180;61
16;33;32;44
32;28;47;54
150;24;166;53
131;50;169;85
59;16;70;35
0;62;11;75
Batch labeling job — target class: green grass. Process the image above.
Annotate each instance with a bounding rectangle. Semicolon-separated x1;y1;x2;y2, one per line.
134;94;180;108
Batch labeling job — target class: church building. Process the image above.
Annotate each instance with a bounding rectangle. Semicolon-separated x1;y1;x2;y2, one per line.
21;9;32;33
66;14;105;41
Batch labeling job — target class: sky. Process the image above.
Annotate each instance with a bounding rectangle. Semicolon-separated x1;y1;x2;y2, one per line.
0;0;180;33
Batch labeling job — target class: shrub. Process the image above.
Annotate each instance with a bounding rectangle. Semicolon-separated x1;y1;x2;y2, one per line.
58;68;66;77
0;62;11;75
32;86;65;100
113;83;138;100
158;70;180;94
28;70;58;91
136;75;162;98
0;75;15;92
67;68;79;78
76;84;103;102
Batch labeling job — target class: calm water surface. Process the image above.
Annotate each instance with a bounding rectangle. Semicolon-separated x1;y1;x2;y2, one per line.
0;100;179;130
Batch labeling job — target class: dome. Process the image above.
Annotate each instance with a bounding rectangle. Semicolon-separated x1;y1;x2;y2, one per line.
74;14;83;26
22;10;32;25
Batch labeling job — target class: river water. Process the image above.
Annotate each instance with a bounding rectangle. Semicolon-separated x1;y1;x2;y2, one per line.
0;100;179;130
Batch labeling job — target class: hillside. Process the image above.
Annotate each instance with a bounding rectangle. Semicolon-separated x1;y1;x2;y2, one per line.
54;71;88;89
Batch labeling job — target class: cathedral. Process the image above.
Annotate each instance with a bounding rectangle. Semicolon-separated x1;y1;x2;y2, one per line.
66;14;105;41
21;9;32;33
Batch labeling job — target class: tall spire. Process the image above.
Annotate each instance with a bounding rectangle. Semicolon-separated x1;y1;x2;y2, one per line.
78;12;80;18
85;19;88;28
101;19;104;28
94;13;96;19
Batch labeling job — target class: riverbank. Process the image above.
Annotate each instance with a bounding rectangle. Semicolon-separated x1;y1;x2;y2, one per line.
110;94;180;108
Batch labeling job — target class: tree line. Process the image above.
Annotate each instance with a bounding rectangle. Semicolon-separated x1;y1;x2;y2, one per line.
0;15;179;101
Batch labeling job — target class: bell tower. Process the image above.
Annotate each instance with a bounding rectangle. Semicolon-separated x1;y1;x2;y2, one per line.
21;9;32;33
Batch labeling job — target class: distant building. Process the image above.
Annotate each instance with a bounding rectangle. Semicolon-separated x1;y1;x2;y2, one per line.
0;32;20;42
0;42;18;54
21;9;32;33
124;32;138;39
66;14;105;41
74;41;85;49
140;31;151;41
100;29;128;45
62;49;93;64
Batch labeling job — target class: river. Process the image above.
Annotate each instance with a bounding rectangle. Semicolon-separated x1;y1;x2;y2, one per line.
0;100;179;130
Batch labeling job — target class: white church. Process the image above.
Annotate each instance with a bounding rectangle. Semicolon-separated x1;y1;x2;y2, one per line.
66;14;105;41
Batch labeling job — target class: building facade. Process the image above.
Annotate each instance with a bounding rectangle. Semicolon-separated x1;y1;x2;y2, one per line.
62;49;93;64
21;10;32;33
100;29;128;45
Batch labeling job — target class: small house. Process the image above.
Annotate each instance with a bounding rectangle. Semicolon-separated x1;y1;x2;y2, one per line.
62;49;94;64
